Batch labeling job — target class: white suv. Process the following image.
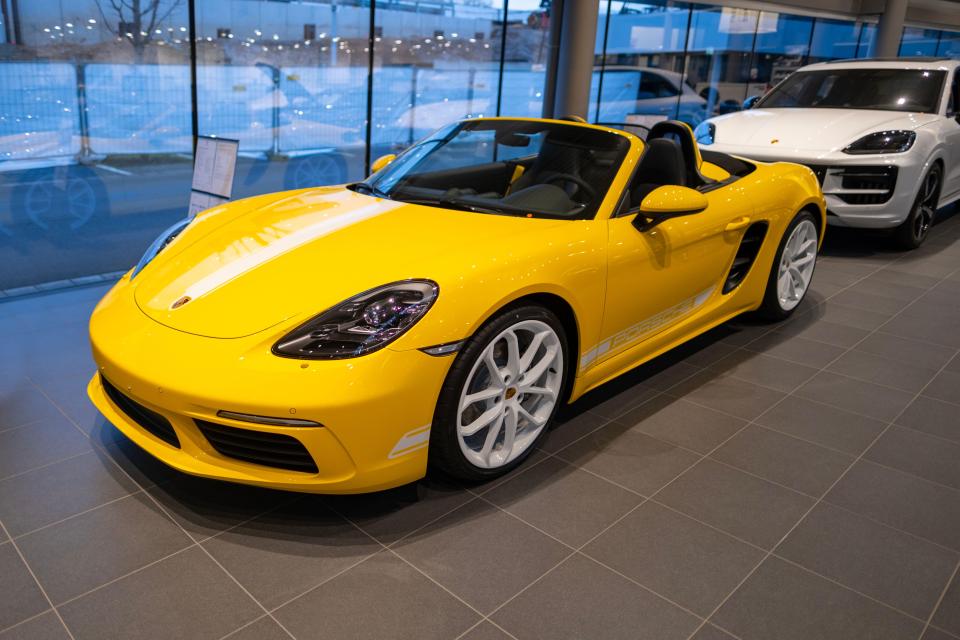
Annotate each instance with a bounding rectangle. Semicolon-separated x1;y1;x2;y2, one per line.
697;58;960;248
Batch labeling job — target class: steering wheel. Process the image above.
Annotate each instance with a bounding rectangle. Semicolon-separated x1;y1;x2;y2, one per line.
544;173;596;201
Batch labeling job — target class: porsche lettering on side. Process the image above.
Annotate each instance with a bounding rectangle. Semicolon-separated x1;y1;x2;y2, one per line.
698;58;960;249
87;117;824;494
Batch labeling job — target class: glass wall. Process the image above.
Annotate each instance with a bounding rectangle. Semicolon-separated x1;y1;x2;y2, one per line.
0;0;193;291
1;0;956;292
939;31;960;58
0;0;547;292
590;1;692;125
499;1;551;118
896;28;960;59
590;2;885;129
856;22;877;57
749;12;813;95
900;28;942;57
371;1;505;155
682;6;759;123
807;18;863;63
195;1;371;197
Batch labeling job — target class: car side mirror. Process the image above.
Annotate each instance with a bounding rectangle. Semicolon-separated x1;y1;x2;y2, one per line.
371;153;396;173
632;185;708;231
742;95;761;110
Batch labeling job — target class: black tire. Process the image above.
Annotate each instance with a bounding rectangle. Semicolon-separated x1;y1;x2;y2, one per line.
894;163;941;250
429;304;569;483
756;209;819;321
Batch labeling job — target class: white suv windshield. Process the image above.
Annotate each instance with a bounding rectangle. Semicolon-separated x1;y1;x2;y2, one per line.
758;68;947;113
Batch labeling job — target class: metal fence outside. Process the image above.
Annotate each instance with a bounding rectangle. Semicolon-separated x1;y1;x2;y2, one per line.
86;64;193;155
0;61;548;168
0;62;80;162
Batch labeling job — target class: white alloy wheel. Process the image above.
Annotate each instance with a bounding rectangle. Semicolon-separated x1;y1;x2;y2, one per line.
456;319;563;469
776;219;818;311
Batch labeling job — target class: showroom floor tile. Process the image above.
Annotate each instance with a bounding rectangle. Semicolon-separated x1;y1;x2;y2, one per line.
2;214;960;639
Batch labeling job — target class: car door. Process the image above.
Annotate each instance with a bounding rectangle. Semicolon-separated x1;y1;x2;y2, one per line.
594;186;753;366
941;70;960;202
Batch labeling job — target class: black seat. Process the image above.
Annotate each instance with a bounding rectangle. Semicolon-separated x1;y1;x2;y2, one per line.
647;120;709;188
501;183;579;215
510;139;583;197
629;138;687;205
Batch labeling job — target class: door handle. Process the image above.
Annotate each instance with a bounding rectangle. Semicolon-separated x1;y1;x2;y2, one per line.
725;217;751;232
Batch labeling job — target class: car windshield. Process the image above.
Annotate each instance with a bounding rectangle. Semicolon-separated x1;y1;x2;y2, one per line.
757;68;946;113
356;119;630;219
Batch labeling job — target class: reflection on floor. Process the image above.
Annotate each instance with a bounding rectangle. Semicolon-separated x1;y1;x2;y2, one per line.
2;216;960;640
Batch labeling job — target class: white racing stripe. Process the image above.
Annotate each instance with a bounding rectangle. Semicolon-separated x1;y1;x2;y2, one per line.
388;424;431;459
580;286;715;372
182;201;393;301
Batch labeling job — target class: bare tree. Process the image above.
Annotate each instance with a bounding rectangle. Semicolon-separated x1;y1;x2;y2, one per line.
95;0;183;61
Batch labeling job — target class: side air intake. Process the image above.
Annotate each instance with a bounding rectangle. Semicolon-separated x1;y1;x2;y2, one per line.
101;375;181;448
723;222;768;294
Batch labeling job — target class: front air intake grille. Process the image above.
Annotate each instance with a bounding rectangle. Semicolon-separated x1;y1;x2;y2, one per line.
194;420;318;473
803;165;898;204
836;192;891;205
101;376;180;448
806;165;898;205
837;166;898;190
834;166;898;205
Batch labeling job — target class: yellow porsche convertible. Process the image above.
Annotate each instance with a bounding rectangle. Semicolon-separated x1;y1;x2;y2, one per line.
88;117;825;493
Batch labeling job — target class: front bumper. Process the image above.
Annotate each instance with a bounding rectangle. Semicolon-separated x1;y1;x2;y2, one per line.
708;145;923;229
87;277;453;494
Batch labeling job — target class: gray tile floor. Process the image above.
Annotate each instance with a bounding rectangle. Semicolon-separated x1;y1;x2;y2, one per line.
2;215;960;640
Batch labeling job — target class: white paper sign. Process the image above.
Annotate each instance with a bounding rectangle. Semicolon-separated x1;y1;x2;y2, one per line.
757;11;780;34
191;136;239;199
719;7;757;35
188;191;228;218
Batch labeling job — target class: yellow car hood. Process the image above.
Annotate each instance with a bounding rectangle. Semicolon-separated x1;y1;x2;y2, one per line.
133;187;563;339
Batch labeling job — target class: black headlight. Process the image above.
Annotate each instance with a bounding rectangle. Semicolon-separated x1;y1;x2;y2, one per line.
272;280;439;359
131;217;191;279
842;130;916;155
694;122;715;145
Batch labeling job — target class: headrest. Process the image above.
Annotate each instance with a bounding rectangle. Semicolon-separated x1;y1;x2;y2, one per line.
636;138;687;188
648;120;709;187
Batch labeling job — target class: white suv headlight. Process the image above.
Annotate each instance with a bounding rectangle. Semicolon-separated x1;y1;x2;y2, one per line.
842;130;916;155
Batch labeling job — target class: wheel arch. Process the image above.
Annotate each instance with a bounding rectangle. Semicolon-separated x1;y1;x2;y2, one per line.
917;133;946;182
799;201;825;242
513;292;580;403
923;151;946;179
930;155;946;193
910;153;946;209
471;290;582;404
426;289;581;480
